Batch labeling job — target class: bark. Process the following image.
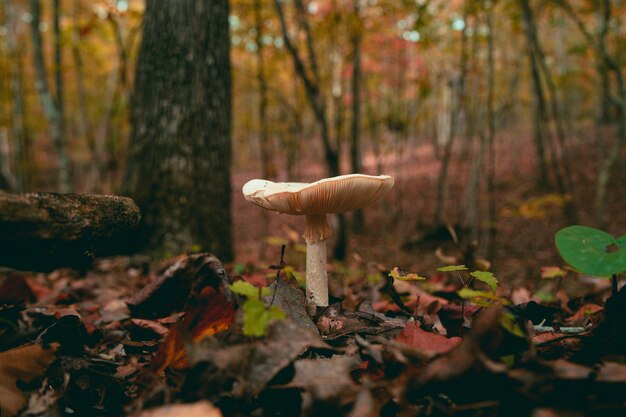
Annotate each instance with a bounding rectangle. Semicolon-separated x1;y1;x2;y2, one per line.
350;0;365;232
3;0;30;190
275;0;346;259
70;0;97;189
434;9;468;226
0;191;140;271
274;0;339;177
124;0;233;260
0;132;17;190
254;0;274;260
553;0;624;228
485;6;497;262
30;0;71;192
518;0;550;189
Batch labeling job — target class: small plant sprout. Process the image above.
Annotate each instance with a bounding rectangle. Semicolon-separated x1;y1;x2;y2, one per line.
229;281;285;337
243;174;394;312
555;225;626;296
437;265;503;311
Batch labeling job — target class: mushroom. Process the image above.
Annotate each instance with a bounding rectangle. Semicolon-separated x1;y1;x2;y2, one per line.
242;174;394;310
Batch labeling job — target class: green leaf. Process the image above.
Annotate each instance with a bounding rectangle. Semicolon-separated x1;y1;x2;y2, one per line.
436;265;468;272
500;311;526;338
470;271;498;292
229;281;271;300
457;288;500;300
540;266;566;279
555;226;626;277
389;267;426;281
242;299;286;337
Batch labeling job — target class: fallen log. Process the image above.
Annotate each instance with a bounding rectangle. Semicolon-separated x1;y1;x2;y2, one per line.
0;191;141;271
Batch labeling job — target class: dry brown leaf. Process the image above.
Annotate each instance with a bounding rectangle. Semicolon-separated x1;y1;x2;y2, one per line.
0;344;56;417
134;401;222;417
396;322;462;354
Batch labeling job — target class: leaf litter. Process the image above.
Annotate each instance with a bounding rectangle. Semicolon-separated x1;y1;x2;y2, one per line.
1;252;626;416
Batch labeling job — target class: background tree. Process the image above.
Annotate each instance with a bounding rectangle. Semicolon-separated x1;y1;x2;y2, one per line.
124;0;233;261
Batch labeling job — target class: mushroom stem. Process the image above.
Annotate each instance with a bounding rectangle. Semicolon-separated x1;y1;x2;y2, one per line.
304;213;332;311
306;239;328;309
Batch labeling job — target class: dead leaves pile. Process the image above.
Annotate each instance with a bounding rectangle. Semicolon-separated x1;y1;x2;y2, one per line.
1;253;626;417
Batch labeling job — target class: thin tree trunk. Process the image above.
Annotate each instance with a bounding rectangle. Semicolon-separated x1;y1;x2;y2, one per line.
71;0;97;190
30;0;71;192
519;0;550;190
0;131;17;190
553;0;623;227
485;5;497;262
434;13;468;225
3;0;30;190
350;0;364;232
254;0;274;260
525;1;577;221
594;0;625;229
274;0;339;177
274;0;346;259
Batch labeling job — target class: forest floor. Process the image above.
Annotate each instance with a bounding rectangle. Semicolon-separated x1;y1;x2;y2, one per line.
233;127;626;285
2;130;626;417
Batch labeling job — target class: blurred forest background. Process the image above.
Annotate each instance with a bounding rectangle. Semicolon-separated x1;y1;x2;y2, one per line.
1;0;625;281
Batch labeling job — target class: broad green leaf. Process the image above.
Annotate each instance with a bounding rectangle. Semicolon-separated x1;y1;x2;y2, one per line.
555;226;626;277
436;265;468;272
389;267;426;281
229;281;271;300
470;271;498;292
457;288;500;300
242;299;285;337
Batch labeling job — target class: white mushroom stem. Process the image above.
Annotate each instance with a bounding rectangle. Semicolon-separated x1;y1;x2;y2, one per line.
306;239;328;308
304;214;333;309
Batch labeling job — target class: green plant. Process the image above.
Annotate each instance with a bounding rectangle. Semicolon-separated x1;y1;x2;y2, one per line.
555;225;626;295
435;265;502;306
229;281;285;337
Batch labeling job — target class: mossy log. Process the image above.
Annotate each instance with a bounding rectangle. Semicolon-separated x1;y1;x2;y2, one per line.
0;191;141;271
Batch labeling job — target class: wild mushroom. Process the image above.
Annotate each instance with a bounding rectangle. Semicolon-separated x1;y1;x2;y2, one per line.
242;174;394;310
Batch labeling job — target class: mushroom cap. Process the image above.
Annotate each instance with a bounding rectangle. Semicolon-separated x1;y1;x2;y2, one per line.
242;174;394;215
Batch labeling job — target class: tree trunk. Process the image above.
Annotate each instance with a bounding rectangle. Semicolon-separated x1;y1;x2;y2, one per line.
434;10;468;226
70;0;97;190
518;0;550;190
254;0;274;260
350;0;365;233
124;0;233;261
30;0;71;192
485;5;497;262
0;191;140;271
275;0;346;259
3;0;30;191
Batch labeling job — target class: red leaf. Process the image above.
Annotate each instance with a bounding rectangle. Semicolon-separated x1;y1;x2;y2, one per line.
151;286;235;374
396;322;462;354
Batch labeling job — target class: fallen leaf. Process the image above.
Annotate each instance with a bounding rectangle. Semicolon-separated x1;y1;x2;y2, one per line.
0;274;36;304
186;319;333;398
133;401;222;417
596;362;626;383
264;279;316;332
151;286;236;373
128;254;230;319
565;303;603;326
280;356;358;404
395;322;461;354
0;344;56;417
